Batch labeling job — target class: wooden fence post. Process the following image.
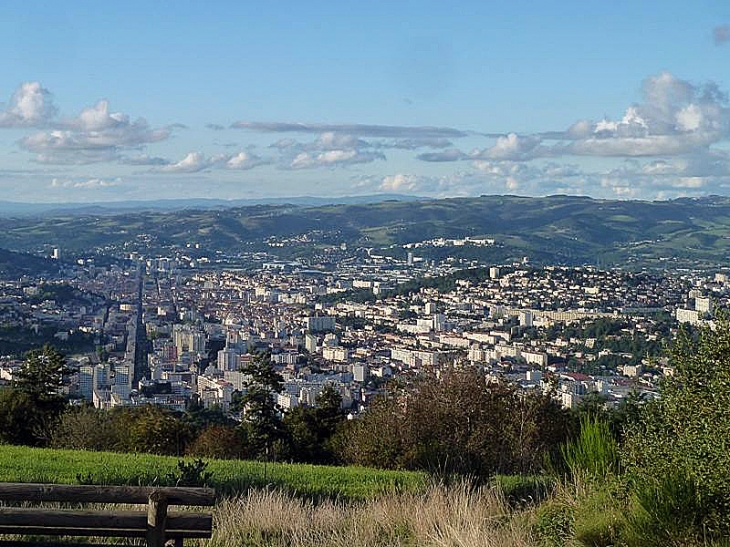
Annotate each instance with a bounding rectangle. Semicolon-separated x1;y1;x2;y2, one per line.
146;491;168;547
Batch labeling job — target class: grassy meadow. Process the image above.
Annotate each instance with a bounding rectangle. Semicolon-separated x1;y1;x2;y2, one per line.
0;444;425;500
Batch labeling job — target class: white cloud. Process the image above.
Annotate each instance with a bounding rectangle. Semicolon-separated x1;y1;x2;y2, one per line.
50;177;120;189
0;82;57;127
160;152;220;173
380;174;422;192
158;151;268;173
562;72;730;157
289;149;384;169
471;133;544;161
19;98;171;164
226;151;267;170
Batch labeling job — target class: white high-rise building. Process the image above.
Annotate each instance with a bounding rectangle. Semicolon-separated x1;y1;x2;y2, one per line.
217;347;240;371
305;315;335;332
695;296;712;314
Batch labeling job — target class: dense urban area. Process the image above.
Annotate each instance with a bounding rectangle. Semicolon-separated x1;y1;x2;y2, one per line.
1;238;722;416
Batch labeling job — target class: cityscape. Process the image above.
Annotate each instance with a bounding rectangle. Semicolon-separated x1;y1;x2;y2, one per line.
2;2;730;546
1;243;723;417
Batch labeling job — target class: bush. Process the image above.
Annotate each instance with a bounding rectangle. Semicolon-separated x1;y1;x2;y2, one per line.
623;318;730;537
534;498;574;546
622;472;708;547
338;370;574;479
560;416;618;481
52;406;122;451
187;425;244;459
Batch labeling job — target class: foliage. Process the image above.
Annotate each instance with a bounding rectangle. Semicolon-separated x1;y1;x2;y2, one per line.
166;458;213;487
283;384;345;464
237;352;287;460
623;318;730;536
52;405;123;451
0;388;60;446
492;474;555;506
338;370;574;478
14;344;70;398
559;416;619;482
0;345;69;446
187;425;244;459
622;472;708;547
125;405;193;456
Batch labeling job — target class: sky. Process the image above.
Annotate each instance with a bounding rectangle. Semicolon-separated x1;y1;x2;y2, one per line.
2;0;730;203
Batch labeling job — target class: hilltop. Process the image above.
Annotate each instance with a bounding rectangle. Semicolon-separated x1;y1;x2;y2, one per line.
0;194;728;269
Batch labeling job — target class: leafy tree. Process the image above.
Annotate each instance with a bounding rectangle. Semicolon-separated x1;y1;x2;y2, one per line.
187;425;244;459
623;318;730;536
337;370;573;478
0;345;69;446
0;388;57;446
283;384;345;464
52;405;122;451
126;406;192;456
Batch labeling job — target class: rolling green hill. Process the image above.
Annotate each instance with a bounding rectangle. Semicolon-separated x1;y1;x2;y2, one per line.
1;194;729;269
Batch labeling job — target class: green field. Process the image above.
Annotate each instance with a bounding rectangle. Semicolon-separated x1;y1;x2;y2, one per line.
0;445;425;500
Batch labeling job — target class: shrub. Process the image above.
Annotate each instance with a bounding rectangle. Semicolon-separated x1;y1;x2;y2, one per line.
560;416;618;482
187;425;244;460
622;472;708;547
623;318;730;537
534;498;574;546
338;370;574;479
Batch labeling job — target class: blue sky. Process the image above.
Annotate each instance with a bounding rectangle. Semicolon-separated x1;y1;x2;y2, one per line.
1;0;730;202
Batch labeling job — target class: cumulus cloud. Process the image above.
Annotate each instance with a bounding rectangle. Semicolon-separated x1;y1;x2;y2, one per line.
19;99;172;164
379;174;423;192
226;151;267;170
0;82;57;127
290;149;385;169
158;151;268;173
159;152;224;173
471;133;545;161
50;177;120;189
560;72;730;157
714;25;730;45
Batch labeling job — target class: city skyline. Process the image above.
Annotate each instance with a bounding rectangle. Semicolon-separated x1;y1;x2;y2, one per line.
2;1;730;202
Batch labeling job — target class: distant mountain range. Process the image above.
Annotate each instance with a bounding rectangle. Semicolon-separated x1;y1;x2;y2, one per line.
0;194;424;217
1;194;730;270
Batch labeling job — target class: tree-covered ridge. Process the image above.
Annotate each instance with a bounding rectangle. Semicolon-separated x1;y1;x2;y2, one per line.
2;195;730;267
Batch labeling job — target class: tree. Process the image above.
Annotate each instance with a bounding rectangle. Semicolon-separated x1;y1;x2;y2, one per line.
283;384;345;464
0;388;54;446
14;345;70;397
52;405;122;451
126;406;192;456
187;425;244;459
0;345;70;446
237;352;286;460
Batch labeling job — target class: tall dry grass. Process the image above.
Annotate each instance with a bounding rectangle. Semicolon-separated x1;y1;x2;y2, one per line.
203;482;538;547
